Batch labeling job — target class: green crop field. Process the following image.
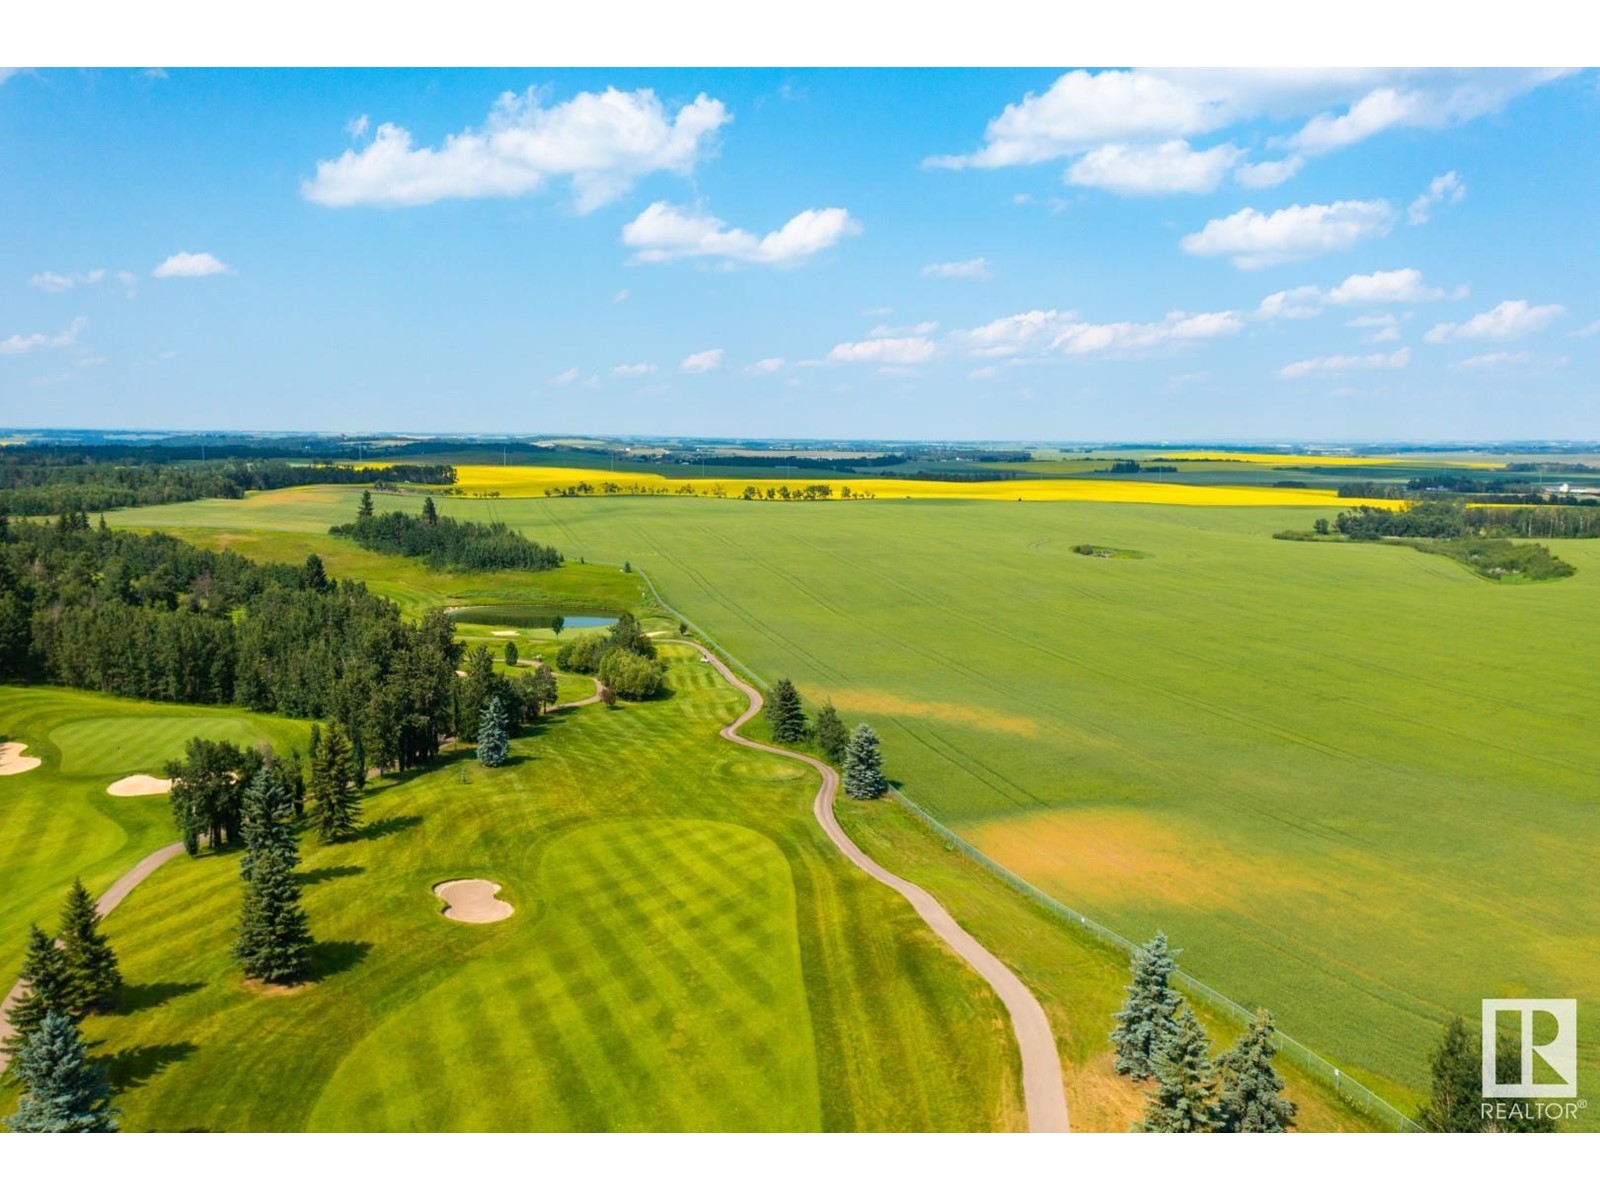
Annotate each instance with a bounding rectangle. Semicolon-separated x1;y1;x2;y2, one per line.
27;643;1020;1132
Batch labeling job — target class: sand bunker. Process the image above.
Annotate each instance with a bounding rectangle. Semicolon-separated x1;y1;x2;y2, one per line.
491;629;519;637
107;774;172;797
0;743;42;776
434;878;514;924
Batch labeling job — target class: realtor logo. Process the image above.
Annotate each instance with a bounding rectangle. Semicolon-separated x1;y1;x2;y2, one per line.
1482;999;1578;1098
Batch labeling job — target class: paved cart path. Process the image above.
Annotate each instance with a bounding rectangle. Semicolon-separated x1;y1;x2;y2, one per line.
667;639;1070;1134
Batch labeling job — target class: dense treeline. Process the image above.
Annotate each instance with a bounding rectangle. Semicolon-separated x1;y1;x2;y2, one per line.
0;516;459;773
329;494;562;571
1333;500;1600;540
0;449;455;516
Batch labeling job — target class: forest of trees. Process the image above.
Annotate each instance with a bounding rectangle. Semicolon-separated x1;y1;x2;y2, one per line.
329;493;563;571
0;517;462;774
0;449;454;516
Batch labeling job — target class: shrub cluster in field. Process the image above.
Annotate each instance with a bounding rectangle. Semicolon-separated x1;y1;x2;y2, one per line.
330;492;562;571
554;613;664;700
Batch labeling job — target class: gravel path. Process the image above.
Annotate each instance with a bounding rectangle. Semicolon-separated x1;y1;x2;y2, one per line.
667;639;1070;1133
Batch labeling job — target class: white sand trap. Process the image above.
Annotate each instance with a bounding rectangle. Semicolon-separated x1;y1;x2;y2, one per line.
107;774;172;797
0;743;42;776
491;629;519;637
434;879;513;924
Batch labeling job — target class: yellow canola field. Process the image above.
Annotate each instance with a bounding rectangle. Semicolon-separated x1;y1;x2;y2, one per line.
1152;451;1508;469
443;464;1386;507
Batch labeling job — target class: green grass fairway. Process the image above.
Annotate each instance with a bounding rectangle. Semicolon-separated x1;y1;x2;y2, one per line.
0;689;308;991
60;643;1020;1132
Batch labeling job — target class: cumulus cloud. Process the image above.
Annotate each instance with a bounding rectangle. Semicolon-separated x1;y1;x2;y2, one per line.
827;337;938;365
1425;299;1564;343
1257;269;1456;320
929;69;1565;171
622;202;860;266
152;251;232;278
746;357;785;375
303;88;729;213
1180;200;1396;268
1256;286;1325;320
921;257;994;280
1279;347;1411;379
952;308;1243;359
1065;140;1241;195
1408;171;1467;224
1;316;88;356
1234;156;1304;188
680;348;724;373
612;362;656;377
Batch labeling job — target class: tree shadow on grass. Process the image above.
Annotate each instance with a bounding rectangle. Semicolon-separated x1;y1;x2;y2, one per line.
298;864;366;886
305;940;372;983
354;813;422;842
104;1042;198;1093
116;980;205;1016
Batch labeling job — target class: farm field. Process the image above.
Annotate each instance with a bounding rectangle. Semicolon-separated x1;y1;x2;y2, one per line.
107;481;1600;1124
25;642;1022;1131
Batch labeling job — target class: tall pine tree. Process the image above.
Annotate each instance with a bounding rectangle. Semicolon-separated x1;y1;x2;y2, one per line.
1139;1006;1221;1133
1111;932;1183;1080
5;925;74;1053
239;768;296;883
841;723;887;798
1215;1009;1296;1132
767;678;808;743
477;695;510;768
59;879;121;1014
311;723;361;843
3;1010;118;1133
813;700;848;763
235;841;314;984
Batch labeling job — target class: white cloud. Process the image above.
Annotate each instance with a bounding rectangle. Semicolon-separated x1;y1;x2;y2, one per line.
551;367;579;385
1180;200;1396;268
921;257;994;280
953;308;1243;359
346;114;370;140
869;321;939;337
1;316;88;356
1234;156;1303;188
622;202;860;267
152;251;232;278
1065;140;1241;195
1425;299;1564;343
29;268;108;292
1279;347;1411;379
303;88;729;213
746;357;785;375
1408;170;1467;224
611;289;629;304
827;337;938;365
680;348;724;373
1256;286;1324;320
1456;351;1536;370
930;69;1566;170
1325;267;1445;305
1346;313;1403;342
1573;318;1600;338
968;365;1000;380
612;362;656;377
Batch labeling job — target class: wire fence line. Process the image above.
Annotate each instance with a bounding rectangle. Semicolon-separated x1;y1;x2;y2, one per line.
632;566;1423;1132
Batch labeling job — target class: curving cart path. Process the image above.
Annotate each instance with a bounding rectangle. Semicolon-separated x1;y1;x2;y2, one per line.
666;639;1070;1133
0;841;187;1072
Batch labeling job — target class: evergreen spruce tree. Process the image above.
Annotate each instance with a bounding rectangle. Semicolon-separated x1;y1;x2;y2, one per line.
503;640;518;667
1111;932;1184;1080
310;723;361;843
841;723;887;799
1418;1016;1483;1132
767;678;808;743
3;1010;118;1133
1139;1006;1221;1132
234;830;313;985
59;879;121;1015
813;701;849;763
1215;1009;1296;1132
477;696;510;767
421;496;439;525
5;926;74;1052
358;489;374;520
239;768;296;882
302;553;330;593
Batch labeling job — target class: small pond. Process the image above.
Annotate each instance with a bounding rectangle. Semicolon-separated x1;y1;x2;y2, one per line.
444;605;618;630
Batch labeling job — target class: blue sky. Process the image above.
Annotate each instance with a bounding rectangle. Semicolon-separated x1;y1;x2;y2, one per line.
2;67;1596;441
